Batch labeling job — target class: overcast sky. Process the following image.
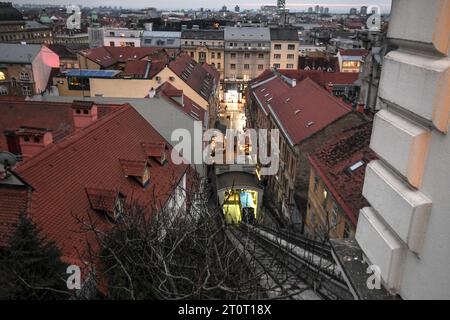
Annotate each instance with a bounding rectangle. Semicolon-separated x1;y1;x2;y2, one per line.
12;0;392;12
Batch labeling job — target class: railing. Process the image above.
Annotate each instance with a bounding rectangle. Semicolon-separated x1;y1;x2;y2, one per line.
237;223;353;300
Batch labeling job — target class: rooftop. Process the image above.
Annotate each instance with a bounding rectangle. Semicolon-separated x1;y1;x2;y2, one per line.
0;43;43;64
168;53;219;101
79;46;167;69
181;29;224;40
224;27;271;41
270;28;299;41
0;99;119;154
0;103;188;264
0;2;23;21
250;71;352;146
156;82;206;122
309;123;377;225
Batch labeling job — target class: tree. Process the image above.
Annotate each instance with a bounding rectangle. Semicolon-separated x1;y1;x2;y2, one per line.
0;213;69;300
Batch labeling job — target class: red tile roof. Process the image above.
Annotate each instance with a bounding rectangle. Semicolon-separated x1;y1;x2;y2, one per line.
309;123;377;226
299;56;340;72
1;104;188;265
156;82;206;123
0;100;118;153
168;53;219;102
278;69;359;87
251;73;352;145
80;46;168;69
85;187;120;213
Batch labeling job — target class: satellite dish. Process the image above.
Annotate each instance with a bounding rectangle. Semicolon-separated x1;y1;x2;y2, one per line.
0;152;17;169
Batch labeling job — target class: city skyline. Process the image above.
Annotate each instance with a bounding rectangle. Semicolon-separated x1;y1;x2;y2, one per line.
11;0;392;12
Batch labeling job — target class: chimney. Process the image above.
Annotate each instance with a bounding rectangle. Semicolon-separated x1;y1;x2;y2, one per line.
291;79;297;87
148;87;156;98
72;101;98;129
16;127;53;160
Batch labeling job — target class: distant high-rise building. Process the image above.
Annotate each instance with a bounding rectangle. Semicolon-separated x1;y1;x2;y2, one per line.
221;5;227;12
277;0;286;13
235;5;240;13
324;7;330;14
349;8;358;15
360;6;368;15
319;6;324;14
308;7;313;13
315;5;320;13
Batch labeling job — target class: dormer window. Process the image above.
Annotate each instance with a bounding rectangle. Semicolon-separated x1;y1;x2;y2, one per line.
141;142;167;166
119;159;150;187
86;187;125;222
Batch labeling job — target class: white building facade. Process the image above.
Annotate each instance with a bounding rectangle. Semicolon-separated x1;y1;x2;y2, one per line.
356;0;450;300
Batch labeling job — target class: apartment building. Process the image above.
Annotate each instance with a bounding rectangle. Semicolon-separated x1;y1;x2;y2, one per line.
333;0;450;300
247;70;367;220
141;30;181;57
0;43;59;97
0;3;53;45
269;28;299;70
306;123;376;240
181;29;225;80
103;28;142;47
224;27;271;102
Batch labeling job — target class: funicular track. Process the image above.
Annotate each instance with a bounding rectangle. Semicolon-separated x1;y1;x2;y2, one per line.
227;223;353;300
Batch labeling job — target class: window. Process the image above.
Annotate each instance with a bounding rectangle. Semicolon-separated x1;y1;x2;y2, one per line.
322;189;328;208
217;52;221;59
287;54;295;59
109;32;114;36
258;64;264;70
211;52;215;59
273;63;280;69
217;63;221;69
68;76;90;91
314;175;319;192
21;86;32;96
167;39;175;45
125;42;135;47
230;53;236;59
144;39;152;44
343;61;361;69
273;54;281;59
274;44;282;50
286;64;294;69
343;222;351;239
230;64;236;70
109;41;115;46
19;72;30;81
258;53;264;59
244;53;250;59
288;44;295;50
244;64;250;70
0;71;6;81
331;202;339;226
0;85;8;95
